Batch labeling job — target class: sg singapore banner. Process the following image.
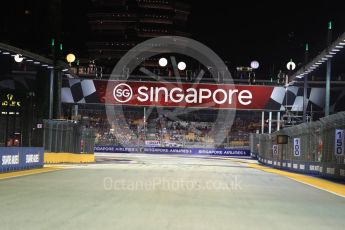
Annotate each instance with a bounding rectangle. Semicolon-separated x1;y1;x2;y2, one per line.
60;78;345;112
94;146;250;156
0;147;44;172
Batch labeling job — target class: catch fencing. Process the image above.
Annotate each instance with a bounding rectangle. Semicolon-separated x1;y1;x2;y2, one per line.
43;120;95;154
250;112;345;179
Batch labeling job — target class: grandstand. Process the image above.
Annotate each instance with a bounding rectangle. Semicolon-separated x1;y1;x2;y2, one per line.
64;103;260;149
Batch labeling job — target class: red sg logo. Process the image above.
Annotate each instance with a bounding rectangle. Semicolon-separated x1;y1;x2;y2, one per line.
113;83;133;103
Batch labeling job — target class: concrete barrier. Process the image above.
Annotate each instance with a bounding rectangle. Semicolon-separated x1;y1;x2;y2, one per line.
44;152;95;164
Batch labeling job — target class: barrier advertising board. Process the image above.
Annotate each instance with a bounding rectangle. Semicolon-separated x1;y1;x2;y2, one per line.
0;147;44;172
335;129;344;156
293;138;301;157
94;146;250;156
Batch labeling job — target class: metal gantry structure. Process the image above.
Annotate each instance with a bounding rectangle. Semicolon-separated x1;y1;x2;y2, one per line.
0;42;71;119
289;22;345;119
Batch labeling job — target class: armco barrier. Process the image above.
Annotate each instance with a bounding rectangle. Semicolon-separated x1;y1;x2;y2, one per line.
0;147;44;173
94;146;250;156
251;111;345;180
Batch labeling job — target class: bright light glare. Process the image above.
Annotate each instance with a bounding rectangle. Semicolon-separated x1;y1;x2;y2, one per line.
14;54;24;63
158;58;168;67
178;62;187;71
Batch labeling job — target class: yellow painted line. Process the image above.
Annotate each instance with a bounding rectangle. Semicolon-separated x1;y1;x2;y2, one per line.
247;163;345;198
0;166;64;180
215;157;254;165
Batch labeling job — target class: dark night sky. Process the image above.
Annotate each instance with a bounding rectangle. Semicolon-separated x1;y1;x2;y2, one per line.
2;1;345;79
187;1;345;78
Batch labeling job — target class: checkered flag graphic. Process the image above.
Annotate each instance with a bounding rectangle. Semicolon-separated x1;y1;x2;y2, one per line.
61;78;99;103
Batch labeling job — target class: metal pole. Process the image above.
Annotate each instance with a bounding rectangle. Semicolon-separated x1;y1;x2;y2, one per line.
285;85;288;109
144;107;146;145
74;105;78;119
5;105;9;147
160;119;163;147
303;76;308;122
277;112;281;131
137;125;140;149
55;70;62;119
261;111;265;134
325;21;332;117
49;69;54;119
325;60;331;116
268;112;272;134
303;43;309;122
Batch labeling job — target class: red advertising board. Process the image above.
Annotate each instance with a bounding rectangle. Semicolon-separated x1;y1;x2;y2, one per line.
94;80;274;110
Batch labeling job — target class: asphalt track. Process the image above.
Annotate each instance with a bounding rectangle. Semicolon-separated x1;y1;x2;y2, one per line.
1;153;345;230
